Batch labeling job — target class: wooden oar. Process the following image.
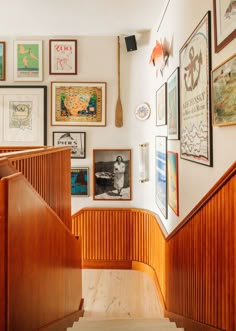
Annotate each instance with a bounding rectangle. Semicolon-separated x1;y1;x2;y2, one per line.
115;36;123;127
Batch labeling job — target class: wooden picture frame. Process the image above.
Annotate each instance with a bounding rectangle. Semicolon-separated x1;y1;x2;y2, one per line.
213;0;236;53
156;83;167;126
179;11;213;167
13;40;43;81
167;151;179;216
93;149;132;201
0;42;6;80
0;86;47;146
167;67;180;139
71;167;89;197
53;131;86;158
51;81;106;126
49;39;77;75
155;136;167;219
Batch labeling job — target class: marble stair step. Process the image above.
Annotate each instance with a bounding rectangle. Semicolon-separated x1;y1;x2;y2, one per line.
79;317;170;322
67;325;183;331
76;318;174;326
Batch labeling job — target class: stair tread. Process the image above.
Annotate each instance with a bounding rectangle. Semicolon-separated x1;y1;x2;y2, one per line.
67;327;183;331
75;319;175;326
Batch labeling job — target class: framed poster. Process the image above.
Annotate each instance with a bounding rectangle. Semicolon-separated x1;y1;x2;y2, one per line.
213;0;236;53
179;11;213;167
167;67;180;139
51;82;106;126
0;42;6;80
53;131;86;158
49;39;77;74
0;86;47;146
212;53;236;126
167;151;179;216
71;167;89;196
93;149;132;201
156;83;167;126
155;136;167;219
13;40;43;81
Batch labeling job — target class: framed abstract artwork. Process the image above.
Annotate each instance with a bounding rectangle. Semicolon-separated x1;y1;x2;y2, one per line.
179;11;213;167
155;136;167;219
93;149;132;201
51;82;106;126
0;86;47;146
0;42;6;80
71;167;89;197
167;67;180;139
53;131;86;158
156;83;167;126
13;40;43;81
213;0;236;53
49;39;77;74
167;151;179;216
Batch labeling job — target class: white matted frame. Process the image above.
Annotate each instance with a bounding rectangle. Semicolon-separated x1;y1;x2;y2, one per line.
49;39;77;75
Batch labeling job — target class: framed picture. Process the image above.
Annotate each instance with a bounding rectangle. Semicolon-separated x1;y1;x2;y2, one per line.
179;11;213;167
0;42;6;80
49;39;77;75
167;67;180;139
167;151;179;216
213;0;236;53
53;131;86;158
135;103;151;121
155;136;167;219
71;167;89;197
212;53;236;126
13;40;43;81
156;83;167;126
0;86;47;146
93;149;132;201
51;82;106;126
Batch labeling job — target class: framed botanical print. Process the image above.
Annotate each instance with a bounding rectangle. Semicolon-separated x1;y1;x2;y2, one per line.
155;136;167;219
51;82;106;126
156;83;167;126
53;131;86;158
167;151;179;216
0;42;6;80
179;11;213;167
13;40;43;81
71;167;89;196
93;149;132;201
49;39;77;75
0;86;47;146
167;67;180;139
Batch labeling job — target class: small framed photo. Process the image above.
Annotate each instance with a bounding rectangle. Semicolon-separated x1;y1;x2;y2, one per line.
156;83;167;126
49;39;77;75
71;167;89;197
167;68;180;139
155;136;167;219
53;131;86;158
212;53;236;126
13;40;43;81
51;81;106;126
0;42;6;80
167;151;179;216
93;149;132;201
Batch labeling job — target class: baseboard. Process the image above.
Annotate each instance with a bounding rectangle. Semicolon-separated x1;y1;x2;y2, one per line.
38;299;84;331
82;260;132;269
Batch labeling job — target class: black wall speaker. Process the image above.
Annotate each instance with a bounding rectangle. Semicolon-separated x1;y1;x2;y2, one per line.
125;35;137;52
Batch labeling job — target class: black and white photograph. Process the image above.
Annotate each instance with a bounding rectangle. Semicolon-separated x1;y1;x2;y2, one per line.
53;131;86;158
93;149;132;200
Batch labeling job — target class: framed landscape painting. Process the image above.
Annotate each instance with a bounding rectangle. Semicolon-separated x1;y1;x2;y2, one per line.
155;136;167;219
14;40;43;81
0;42;6;80
71;167;89;196
51;82;106;126
93;149;131;201
49;39;77;74
167;151;179;216
53;131;86;158
167;67;180;139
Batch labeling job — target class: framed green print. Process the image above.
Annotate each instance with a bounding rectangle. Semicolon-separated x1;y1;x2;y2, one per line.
0;42;6;80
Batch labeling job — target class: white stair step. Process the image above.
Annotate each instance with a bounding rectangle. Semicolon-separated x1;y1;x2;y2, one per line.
75;319;175;327
67;327;183;331
79;317;169;322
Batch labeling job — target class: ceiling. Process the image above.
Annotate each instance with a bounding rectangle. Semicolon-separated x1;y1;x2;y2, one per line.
1;0;167;36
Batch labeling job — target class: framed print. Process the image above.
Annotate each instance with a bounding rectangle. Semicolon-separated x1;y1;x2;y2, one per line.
49;39;77;75
53;131;86;158
155;136;167;219
167;151;179;216
180;12;213;167
0;42;6;80
0;86;47;146
71;167;89;197
167;67;180;139
93;149;131;201
135;103;151;120
212;53;236;126
51;82;106;126
13;40;43;81
156;83;167;126
213;0;236;53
